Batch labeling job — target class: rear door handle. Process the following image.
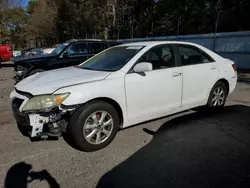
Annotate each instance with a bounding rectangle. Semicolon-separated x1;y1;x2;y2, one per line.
172;72;182;77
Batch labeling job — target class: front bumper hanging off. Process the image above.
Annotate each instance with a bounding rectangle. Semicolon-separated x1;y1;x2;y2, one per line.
10;89;70;138
28;114;49;137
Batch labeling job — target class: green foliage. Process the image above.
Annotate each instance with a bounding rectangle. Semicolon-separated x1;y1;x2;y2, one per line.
0;8;27;48
27;0;38;14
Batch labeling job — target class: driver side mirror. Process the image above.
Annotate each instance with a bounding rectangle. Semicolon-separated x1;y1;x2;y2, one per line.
133;62;153;73
62;52;69;58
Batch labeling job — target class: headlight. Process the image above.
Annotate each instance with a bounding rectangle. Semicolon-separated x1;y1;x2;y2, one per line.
22;93;70;112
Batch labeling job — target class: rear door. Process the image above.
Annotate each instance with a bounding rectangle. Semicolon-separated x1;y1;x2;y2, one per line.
176;44;220;108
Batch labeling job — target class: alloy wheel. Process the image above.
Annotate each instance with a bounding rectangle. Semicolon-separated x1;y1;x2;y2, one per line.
83;111;114;145
212;87;225;106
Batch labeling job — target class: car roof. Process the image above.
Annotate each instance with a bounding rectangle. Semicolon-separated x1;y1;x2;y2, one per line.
65;39;120;43
119;40;226;62
119;41;200;47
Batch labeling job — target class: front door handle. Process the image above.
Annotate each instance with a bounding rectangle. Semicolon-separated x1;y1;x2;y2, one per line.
172;72;182;77
211;66;217;70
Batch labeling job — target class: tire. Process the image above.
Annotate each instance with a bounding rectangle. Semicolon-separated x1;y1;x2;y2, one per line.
68;101;120;152
206;81;228;109
28;69;44;77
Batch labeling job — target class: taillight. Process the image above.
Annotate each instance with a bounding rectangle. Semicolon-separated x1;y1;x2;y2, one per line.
232;63;237;71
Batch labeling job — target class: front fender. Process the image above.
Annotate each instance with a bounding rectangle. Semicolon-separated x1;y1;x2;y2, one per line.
54;77;129;127
54;77;126;112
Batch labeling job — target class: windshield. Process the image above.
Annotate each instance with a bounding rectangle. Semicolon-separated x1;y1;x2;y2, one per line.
78;46;144;72
51;43;69;55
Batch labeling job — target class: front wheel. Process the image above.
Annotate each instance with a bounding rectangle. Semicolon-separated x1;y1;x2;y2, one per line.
68;101;120;152
207;81;228;109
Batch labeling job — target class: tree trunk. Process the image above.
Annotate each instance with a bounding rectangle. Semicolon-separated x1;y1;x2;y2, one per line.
112;0;117;27
103;27;109;40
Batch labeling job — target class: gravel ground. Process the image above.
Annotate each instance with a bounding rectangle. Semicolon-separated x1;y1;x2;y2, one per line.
1;62;250;188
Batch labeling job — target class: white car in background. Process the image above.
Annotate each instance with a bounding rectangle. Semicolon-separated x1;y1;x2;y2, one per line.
10;41;237;152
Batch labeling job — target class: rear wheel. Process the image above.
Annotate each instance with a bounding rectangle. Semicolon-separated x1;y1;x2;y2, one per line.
67;101;120;152
207;81;227;109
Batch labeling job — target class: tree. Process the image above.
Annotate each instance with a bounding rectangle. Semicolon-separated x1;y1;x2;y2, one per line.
0;8;27;48
27;0;39;14
27;0;58;47
2;0;250;48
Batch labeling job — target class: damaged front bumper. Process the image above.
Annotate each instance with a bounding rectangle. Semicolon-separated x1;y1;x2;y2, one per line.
10;89;74;139
17;111;68;138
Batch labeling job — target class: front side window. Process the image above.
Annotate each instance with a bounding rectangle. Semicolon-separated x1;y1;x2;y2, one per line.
178;45;214;66
51;43;69;55
78;46;144;72
139;45;175;70
66;43;88;55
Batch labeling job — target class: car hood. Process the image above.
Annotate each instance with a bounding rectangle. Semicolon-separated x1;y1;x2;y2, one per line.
13;54;55;63
15;67;111;95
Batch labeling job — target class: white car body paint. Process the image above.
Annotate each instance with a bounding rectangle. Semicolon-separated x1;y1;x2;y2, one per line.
16;67;111;95
11;41;237;131
125;67;182;125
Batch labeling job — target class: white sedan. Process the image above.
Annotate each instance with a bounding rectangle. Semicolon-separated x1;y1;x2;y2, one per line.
10;41;237;152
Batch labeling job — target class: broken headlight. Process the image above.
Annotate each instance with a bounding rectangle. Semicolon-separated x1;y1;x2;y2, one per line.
22;93;70;112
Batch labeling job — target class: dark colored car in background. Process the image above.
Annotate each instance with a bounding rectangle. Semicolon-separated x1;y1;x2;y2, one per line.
21;48;42;57
14;48;46;59
13;39;121;83
0;45;13;64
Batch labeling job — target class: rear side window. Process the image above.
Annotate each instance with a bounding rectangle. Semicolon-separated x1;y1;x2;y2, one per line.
103;43;109;49
108;42;119;47
178;45;214;66
200;51;214;63
88;43;105;54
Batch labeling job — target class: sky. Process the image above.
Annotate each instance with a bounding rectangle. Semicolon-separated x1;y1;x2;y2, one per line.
21;0;29;7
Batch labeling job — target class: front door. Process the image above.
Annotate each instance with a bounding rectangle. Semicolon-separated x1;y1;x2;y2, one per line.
58;42;89;68
125;44;183;125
